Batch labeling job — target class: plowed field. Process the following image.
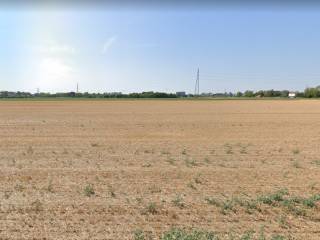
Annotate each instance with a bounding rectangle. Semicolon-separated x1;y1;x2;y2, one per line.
1;100;320;239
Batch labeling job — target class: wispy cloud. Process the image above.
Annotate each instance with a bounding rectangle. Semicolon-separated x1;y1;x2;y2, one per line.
102;35;117;54
33;41;76;55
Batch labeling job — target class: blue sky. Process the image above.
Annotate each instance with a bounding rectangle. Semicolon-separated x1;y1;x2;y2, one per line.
1;8;320;93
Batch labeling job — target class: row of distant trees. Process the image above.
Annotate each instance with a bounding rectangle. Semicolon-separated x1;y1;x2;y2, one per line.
0;91;177;98
2;87;320;98
207;90;293;98
209;86;320;98
197;86;320;98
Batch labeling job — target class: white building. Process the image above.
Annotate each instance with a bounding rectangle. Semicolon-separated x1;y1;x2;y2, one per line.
288;92;296;98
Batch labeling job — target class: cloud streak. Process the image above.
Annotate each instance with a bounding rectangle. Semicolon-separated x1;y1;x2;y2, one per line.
102;35;117;54
33;42;76;55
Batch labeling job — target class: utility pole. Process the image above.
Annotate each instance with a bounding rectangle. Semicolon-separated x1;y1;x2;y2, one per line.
194;68;200;96
76;83;79;93
197;68;200;96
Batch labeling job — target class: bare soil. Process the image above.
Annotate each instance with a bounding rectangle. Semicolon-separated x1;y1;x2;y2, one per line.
1;99;320;239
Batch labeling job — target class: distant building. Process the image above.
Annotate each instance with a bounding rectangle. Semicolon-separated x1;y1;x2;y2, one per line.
7;92;17;98
68;92;76;97
288;92;296;98
176;91;186;97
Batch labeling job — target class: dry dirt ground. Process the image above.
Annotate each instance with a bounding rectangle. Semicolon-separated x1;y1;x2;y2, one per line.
1;99;320;239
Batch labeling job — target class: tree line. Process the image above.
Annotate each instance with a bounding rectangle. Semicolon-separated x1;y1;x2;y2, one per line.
1;87;320;98
0;91;178;98
209;86;320;98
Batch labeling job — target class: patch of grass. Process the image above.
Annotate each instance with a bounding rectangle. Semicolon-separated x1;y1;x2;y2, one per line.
31;199;43;213
161;228;217;240
166;158;176;165
244;200;259;214
47;179;53;193
240;147;247;154
4;191;11;199
282;171;290;178
277;215;289;229
161;150;170;155
142;163;152;168
14;184;25;192
240;230;254;240
26;146;34;155
257;189;288;205
194;174;202;184
229;189;320;217
258;226;266;240
172;195;185;209
271;236;286;240
224;143;234;154
185;159;198;167
204;157;211;164
285;204;306;216
144;149;153;154
145;202;158;215
83;184;95;197
226;148;233;154
221;199;236;214
108;185;116;198
204;189;320;218
149;185;162;194
205;197;221;207
311;160;320;166
303;194;320;207
187;182;197;190
292;148;300;154
133;230;147;240
292;160;301;168
280;196;310;216
135;228;291;240
309;182;317;190
218;162;226;168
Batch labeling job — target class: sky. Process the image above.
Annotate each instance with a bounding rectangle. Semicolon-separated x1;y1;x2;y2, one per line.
2;4;320;93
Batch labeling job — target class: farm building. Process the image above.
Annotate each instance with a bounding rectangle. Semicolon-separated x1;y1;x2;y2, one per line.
176;91;186;97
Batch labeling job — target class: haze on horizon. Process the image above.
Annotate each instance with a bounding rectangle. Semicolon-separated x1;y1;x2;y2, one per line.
2;1;320;94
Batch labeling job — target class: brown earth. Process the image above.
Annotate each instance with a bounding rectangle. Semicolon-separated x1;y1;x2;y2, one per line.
1;99;320;239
